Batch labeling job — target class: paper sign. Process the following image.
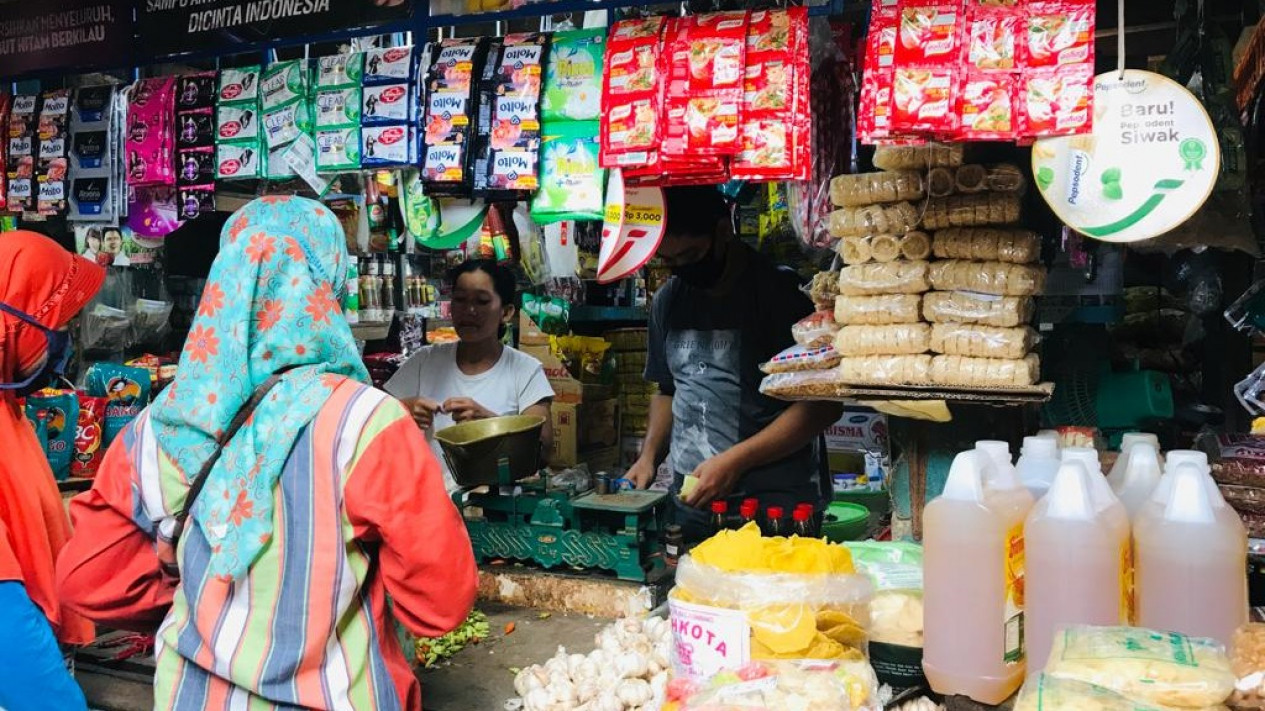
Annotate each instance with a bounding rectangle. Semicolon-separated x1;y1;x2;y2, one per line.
283;134;332;197
668;598;751;680
597;168;666;284
1032;70;1220;244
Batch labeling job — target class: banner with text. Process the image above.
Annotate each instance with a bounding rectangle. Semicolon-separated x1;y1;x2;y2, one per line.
0;0;132;77
138;0;413;58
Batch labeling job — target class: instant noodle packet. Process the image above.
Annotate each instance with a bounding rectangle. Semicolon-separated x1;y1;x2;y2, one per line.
1018;64;1093;137
1026;0;1095;69
967;5;1020;72
958;72;1017;140
600;16;666;165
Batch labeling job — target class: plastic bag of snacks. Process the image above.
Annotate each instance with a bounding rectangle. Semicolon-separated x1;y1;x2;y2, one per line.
921;193;1022;230
871;142;963;171
828;202;920;238
1044;626;1236;709
761;344;842;374
834;295;923;326
792;311;839;348
838;232;931;265
932;227;1041;264
834;324;931;357
922;292;1035;328
829;171;924;208
85;363;152;446
24;389;78;480
1229;623;1265;709
1016;673;1170;711
839;355;932;385
73;394;107;478
845;541;926;690
929;324;1037;360
668;524;873;681
669;659;880;711
928;260;1045;297
759;369;842;399
837;261;930;296
930;354;1040;388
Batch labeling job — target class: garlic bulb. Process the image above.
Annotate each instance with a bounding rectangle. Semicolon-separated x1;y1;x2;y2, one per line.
615;679;652;706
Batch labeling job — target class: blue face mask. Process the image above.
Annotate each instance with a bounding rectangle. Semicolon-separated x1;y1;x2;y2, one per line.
0;301;72;398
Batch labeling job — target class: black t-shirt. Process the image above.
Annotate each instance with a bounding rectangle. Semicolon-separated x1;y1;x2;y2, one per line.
645;241;818;499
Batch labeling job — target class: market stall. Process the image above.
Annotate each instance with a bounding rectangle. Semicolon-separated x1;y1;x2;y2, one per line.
4;0;1265;708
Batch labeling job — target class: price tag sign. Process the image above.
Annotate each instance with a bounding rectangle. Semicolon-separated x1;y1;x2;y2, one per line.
1032;70;1220;244
598;168;666;284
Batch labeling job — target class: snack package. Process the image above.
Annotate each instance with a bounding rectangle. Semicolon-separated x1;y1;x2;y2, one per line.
900;231;932;260
660;12;749;158
1026;1;1095;69
1044;626;1236;710
921;193;1022;229
930;353;1040;387
835;294;923;325
24;389;78;480
929;323;1036;359
761;343;842;375
1229;624;1265;709
1019;65;1094;138
928;260;1046;296
669;524;874;680
760;368;843;399
933;227;1041;263
85;363;152;446
600;16;667;166
922;292;1035;328
810;272;840;309
844;541;926;690
958;72;1017;141
541;29;605;122
895;1;963;68
871;141;963;171
792;310;840;348
732;7;810;181
835;323;931;356
837;261;931;296
530;121;605;223
73;394;107;478
829;171;924;208
892;65;958;135
1015;674;1167;711
678;659;879;711
839;355;933;385
857;6;898;143
828;202;920;238
967;5;1019;72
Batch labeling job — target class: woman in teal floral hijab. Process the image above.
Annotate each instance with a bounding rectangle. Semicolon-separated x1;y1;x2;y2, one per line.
150;195;369;580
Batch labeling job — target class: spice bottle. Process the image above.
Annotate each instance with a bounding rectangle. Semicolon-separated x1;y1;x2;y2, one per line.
763;506;787;537
709;500;729;536
793;504;816;538
344;261;360;325
664;525;684;569
739;498;759;528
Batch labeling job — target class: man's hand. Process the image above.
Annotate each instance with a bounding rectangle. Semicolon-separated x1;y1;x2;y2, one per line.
629;456;659;489
442;397;496;422
682;452;743;508
401;397;441;430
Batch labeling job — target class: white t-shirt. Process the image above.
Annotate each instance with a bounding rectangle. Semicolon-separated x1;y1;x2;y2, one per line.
384;342;554;491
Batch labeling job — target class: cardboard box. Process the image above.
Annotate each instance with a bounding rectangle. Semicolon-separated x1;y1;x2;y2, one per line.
550;398;621;468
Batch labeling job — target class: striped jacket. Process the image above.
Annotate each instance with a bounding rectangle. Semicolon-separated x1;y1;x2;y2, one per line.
57;379;477;710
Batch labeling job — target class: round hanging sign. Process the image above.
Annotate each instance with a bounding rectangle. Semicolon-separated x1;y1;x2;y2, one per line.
1032;69;1220;244
597;169;666;284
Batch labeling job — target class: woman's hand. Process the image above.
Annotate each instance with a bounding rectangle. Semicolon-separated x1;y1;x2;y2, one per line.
401;397;442;430
442;397;496;422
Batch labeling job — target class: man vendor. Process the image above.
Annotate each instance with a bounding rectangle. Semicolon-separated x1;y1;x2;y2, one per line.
628;186;842;541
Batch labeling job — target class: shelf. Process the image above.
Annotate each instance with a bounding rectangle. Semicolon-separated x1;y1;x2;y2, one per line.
570;305;648;322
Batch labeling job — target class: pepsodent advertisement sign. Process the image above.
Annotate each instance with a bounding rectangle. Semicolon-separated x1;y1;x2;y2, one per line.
1032;70;1220;244
138;0;411;58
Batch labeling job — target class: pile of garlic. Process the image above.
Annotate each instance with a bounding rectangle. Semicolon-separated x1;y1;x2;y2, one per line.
510;615;671;711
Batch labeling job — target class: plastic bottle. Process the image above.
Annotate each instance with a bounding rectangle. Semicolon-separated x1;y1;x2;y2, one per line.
739;499;758;528
709;500;729;535
763;506;787;537
1025;461;1130;669
793;505;815;538
1110;441;1163;519
1016;436;1061;501
924;450;1029;704
976;440;1036;519
1059;448;1130;539
1139;450;1229;523
1106;432;1163;489
1134;462;1248;647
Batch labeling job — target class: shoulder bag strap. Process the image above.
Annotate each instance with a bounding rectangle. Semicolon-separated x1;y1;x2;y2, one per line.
162;366;298;578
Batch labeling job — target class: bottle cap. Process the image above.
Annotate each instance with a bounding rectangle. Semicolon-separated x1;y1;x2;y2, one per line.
766;506;784;520
793;507;811;522
742;497;758;509
1020;435;1058;459
711;500;728;514
740;501;758;517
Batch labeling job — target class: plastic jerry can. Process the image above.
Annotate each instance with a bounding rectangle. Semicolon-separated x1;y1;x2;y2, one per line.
1134;462;1248;647
1025;461;1131;669
1016;436;1061;502
1106;432;1163;487
1110;441;1163;519
1059;448;1130;539
924;450;1028;704
976;440;1036;520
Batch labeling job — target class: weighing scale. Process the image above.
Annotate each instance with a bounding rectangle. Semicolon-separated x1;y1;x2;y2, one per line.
437;416;670;582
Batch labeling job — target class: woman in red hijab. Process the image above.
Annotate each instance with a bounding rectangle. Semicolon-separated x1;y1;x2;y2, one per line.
0;230;103;711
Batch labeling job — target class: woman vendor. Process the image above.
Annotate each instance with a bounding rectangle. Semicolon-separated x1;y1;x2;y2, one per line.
386;259;554;491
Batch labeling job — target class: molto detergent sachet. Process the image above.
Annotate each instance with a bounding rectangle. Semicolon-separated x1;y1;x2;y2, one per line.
86;363;151;446
24;389;79;480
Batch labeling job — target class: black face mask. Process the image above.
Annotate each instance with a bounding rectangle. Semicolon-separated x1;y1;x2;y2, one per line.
671;239;726;288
